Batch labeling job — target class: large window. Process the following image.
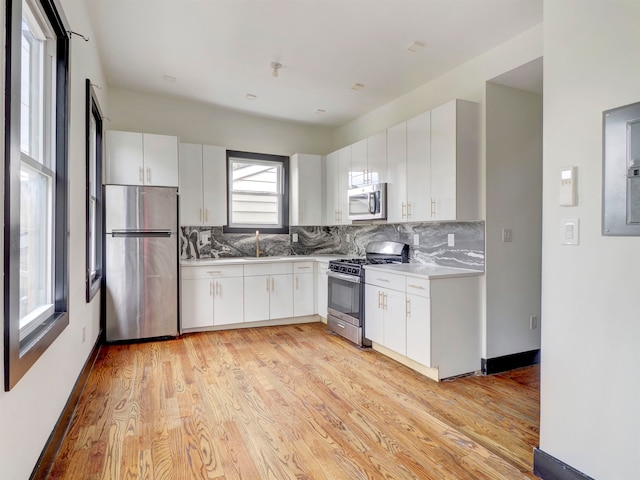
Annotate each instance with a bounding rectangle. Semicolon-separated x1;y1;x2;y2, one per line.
224;151;289;234
4;0;70;391
86;79;103;302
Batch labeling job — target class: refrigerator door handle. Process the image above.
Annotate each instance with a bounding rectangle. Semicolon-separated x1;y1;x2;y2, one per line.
111;230;173;238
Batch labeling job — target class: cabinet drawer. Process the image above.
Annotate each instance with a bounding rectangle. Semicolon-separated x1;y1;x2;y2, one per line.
365;269;406;291
293;261;314;273
244;262;293;276
406;277;430;297
182;264;243;279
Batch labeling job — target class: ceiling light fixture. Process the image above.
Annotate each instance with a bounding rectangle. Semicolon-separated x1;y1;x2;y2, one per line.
271;62;282;78
407;41;426;53
314;108;326;115
350;83;365;91
246;93;257;101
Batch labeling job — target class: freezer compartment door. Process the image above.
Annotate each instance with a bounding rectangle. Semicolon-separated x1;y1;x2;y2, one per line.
105;235;178;341
105;185;177;232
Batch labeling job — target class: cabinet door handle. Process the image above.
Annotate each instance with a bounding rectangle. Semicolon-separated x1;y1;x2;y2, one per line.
205;209;209;223
376;278;389;283
295;276;299;289
407;202;412;219
199;208;203;223
378;290;382;308
297;266;311;270
139;166;144;183
271;277;275;292
402;202;407;219
216;281;220;297
266;278;270;292
383;292;388;310
209;280;213;297
406;298;411;317
430;198;436;217
207;270;222;274
146;167;151;183
407;284;425;290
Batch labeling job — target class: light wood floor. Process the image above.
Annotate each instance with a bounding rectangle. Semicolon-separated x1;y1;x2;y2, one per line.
49;322;540;479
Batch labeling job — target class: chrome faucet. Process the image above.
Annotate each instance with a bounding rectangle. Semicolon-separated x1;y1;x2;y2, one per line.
255;230;263;257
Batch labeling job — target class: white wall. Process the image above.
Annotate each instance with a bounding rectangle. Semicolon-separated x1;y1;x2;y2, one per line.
485;83;542;359
540;1;640;479
108;87;334;156
0;0;107;478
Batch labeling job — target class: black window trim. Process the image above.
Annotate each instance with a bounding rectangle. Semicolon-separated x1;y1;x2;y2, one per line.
85;79;103;302
223;150;290;235
4;0;70;391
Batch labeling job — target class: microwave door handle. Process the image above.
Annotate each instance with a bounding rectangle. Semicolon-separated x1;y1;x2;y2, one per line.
369;192;376;214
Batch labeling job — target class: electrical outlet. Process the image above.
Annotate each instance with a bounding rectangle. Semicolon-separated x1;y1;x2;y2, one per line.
530;315;538;330
346;233;351;242
292;233;299;243
413;234;420;246
447;233;455;247
502;228;513;243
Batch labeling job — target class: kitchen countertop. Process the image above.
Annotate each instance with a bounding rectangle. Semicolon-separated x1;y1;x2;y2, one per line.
181;254;348;266
364;263;484;280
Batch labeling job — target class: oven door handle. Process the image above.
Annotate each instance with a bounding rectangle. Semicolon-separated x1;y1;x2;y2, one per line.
327;271;361;284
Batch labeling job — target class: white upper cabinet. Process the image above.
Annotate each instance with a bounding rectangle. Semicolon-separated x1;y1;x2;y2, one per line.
387;112;432;222
430;99;480;221
179;143;204;225
406;111;432;221
324;150;339;225
367;130;387;185
386;121;408;223
349;139;368;187
337;146;352;224
290;153;323;226
179;143;227;226
106;131;178;186
350;132;387;188
202;145;227;225
324;147;351;225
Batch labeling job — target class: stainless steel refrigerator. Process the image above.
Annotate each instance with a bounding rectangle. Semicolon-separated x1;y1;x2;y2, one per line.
104;185;179;342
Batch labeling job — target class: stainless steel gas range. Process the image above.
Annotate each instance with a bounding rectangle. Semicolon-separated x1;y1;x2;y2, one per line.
327;241;409;346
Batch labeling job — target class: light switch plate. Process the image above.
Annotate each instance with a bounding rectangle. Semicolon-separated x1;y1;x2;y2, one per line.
502;228;513;243
561;218;580;245
292;233;299;243
413;234;420;246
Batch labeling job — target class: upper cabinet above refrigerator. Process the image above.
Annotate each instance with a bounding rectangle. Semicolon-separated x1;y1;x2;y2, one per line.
105;130;179;187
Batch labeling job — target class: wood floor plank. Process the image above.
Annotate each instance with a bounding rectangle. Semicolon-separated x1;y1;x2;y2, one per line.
49;322;540;479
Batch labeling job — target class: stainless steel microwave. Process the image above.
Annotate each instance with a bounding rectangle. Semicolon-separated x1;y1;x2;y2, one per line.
348;183;387;220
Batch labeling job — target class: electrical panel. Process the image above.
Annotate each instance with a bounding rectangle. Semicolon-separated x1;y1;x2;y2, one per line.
603;101;640;235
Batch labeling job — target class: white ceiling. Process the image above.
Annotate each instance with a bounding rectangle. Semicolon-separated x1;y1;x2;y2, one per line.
85;0;542;127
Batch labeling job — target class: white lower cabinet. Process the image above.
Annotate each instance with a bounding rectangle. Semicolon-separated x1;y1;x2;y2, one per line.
365;267;480;380
213;277;244;326
364;271;407;355
181;265;244;330
293;262;315;317
243;262;294;322
364;284;383;344
316;261;329;319
406;283;431;367
182;277;214;329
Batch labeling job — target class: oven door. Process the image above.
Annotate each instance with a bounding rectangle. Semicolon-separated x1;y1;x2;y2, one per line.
327;271;362;326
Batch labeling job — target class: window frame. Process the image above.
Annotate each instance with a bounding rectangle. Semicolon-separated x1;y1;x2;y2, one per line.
4;0;70;391
85;79;103;302
223;150;289;234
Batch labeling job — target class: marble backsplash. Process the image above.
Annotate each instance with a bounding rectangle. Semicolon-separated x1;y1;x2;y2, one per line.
180;221;484;270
